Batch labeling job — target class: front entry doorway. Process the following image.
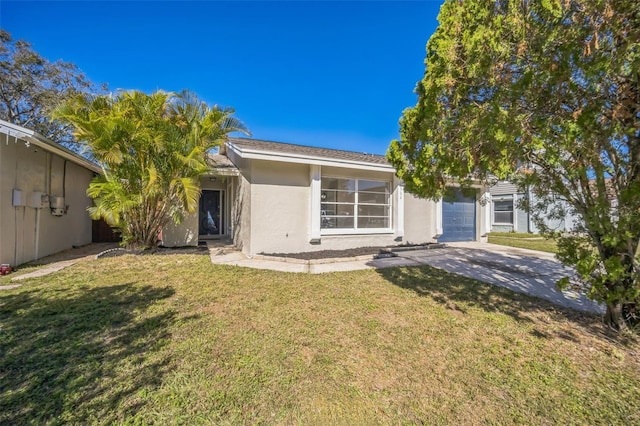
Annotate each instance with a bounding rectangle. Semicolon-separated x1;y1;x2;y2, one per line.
199;190;224;237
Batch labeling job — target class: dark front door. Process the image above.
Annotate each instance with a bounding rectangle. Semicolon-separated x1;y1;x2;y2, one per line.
439;189;476;242
199;190;224;236
92;218;121;242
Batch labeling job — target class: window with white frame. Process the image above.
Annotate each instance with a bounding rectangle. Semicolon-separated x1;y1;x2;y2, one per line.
320;177;391;230
493;197;514;224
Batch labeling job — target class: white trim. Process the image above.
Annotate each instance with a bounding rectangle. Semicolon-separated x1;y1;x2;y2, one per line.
206;168;239;177
435;198;443;237
394;177;404;238
482;190;492;236
320;228;394;236
513;193;518;231
492;195;515;227
227;141;395;173
309;165;321;241
319;176;392;234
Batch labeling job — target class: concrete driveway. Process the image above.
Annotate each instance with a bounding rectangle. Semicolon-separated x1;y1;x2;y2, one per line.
391;242;604;314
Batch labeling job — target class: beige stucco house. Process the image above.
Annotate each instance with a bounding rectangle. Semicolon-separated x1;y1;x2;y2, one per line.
163;137;492;255
0;120;100;267
1;119;491;265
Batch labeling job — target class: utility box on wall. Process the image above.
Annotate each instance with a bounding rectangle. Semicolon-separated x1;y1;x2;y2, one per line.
12;189;25;207
27;192;49;209
50;196;65;216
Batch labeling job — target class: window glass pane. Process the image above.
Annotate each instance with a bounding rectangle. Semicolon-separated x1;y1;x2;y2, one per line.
321;216;354;229
321;190;355;203
358;217;390;228
359;180;387;192
322;177;355;192
321;177;340;190
335;217;354;228
494;200;513;211
337;191;355;203
322;204;353;216
321;216;334;228
358;192;389;204
494;199;513;224
320;177;391;231
358;205;389;217
494;211;514;224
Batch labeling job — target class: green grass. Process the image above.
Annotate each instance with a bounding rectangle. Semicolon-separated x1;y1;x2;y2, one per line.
488;232;559;253
1;253;639;424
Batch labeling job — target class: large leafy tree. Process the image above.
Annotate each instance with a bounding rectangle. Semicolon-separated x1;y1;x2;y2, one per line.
53;90;249;249
0;30;104;146
388;0;639;329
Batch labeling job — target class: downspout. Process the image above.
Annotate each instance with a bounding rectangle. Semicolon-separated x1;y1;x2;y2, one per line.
527;185;533;233
226;178;232;236
34;209;41;261
13;132;19;266
435;198;443;239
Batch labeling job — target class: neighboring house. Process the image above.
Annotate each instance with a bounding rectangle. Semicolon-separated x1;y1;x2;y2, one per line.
0;120;100;266
163;138;493;255
489;180;579;233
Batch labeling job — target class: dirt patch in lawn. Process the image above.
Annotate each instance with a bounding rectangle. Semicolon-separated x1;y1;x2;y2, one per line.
262;243;443;260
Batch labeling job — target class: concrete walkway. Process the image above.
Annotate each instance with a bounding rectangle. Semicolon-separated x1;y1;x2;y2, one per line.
207;242;419;274
3;243;118;284
208;241;603;314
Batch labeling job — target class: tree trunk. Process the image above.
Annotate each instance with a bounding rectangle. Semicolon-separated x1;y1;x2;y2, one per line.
604;302;628;331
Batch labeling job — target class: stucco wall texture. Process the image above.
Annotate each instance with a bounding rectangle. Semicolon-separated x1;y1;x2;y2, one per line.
0;133;94;266
162;153;441;256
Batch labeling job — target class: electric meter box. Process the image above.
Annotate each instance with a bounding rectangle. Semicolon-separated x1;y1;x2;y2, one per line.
27;192;49;209
50;196;65;216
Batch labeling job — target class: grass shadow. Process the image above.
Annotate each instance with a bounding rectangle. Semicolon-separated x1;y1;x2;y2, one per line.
24;243;120;267
376;265;623;344
0;283;176;424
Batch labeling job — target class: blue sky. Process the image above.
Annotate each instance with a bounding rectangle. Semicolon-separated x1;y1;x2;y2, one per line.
1;1;442;155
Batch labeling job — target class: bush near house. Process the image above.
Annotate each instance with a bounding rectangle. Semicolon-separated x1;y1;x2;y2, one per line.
52;90;248;250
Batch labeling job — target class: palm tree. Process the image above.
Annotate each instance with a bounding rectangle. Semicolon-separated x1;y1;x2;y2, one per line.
53;90;249;249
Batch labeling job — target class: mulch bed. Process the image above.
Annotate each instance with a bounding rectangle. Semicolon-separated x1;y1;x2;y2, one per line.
261;246;387;260
97;245;209;258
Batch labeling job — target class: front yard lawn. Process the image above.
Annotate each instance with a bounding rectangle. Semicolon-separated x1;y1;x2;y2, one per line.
1;253;638;424
488;232;558;253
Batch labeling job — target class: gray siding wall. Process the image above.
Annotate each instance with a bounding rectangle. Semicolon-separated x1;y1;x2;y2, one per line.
490;181;519;195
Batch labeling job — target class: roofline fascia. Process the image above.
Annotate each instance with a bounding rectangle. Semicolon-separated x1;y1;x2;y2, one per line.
226;141;395;173
0;120;101;174
204;168;240;177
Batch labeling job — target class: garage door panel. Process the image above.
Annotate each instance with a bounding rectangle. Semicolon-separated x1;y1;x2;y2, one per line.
439;189;476;242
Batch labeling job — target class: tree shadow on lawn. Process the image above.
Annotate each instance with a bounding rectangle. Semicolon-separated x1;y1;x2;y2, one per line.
0;283;177;424
376;265;626;344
